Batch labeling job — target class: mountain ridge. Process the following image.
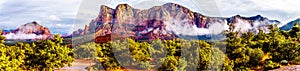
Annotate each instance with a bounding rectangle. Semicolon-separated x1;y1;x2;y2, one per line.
2;3;297;41
280;18;300;31
72;3;282;43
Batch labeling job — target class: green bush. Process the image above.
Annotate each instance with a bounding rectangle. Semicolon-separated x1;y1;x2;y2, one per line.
0;31;25;70
74;42;98;59
0;45;25;70
221;57;234;71
22;34;74;71
264;60;280;70
158;56;187;71
271;41;300;61
230;47;264;70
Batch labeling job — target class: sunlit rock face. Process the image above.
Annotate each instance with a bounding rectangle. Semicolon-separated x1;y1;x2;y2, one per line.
73;3;281;42
2;21;51;40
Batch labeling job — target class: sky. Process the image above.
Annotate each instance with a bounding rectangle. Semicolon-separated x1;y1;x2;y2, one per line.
1;0;300;34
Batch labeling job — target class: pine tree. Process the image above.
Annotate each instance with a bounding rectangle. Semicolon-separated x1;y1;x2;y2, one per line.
224;31;246;54
289;22;300;38
253;29;269;51
241;32;255;48
267;24;286;52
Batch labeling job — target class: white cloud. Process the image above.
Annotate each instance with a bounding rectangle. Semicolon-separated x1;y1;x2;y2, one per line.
250;0;300;13
0;0;6;10
209;21;229;35
233;19;253;32
49;15;61;21
3;33;45;40
165;18;210;36
0;0;82;33
215;0;300;23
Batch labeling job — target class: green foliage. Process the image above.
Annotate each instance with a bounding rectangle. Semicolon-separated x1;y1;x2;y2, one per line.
264;60;280;70
224;31;246;54
231;47;264;69
223;24;300;70
271;40;300;61
136;61;151;70
157;39;187;71
0;29;5;44
1;22;300;71
247;48;264;66
289;22;300;38
0;30;24;70
95;42;121;70
197;41;212;70
74;42;98;59
266;24;300;62
295;56;300;62
22;34;74;71
158;56;186;71
221;57;234;71
94;38;234;71
0;45;25;71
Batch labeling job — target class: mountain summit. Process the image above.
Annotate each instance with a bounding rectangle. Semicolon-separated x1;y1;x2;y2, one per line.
2;21;51;40
73;3;281;43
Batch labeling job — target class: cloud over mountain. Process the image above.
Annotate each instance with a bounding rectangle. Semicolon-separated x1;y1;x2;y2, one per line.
0;0;81;34
1;0;300;34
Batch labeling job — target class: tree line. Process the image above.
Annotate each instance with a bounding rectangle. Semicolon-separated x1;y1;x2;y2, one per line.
0;30;74;71
0;22;299;71
74;23;300;71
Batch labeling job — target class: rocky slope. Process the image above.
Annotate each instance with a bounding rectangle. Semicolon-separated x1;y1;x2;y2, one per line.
280;18;300;31
2;21;51;40
73;3;281;43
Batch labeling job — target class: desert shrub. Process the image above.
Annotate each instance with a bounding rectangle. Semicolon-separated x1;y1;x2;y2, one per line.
271;40;300;61
95;42;122;70
0;30;25;70
158;56;187;71
231;47;264;70
221;57;234;71
22;34;74;71
0;44;25;70
264;60;280;70
74;42;98;59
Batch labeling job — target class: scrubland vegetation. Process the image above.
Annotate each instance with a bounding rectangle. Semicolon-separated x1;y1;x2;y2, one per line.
1;23;300;71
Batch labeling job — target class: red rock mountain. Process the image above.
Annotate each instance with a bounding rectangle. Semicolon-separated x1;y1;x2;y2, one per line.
2;21;51;40
73;3;281;43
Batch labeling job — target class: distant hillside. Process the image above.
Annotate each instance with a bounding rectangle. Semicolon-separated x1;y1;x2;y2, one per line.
280;19;300;31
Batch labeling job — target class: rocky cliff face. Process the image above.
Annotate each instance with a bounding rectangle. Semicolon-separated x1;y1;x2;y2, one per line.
2;21;51;40
73;3;281;43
